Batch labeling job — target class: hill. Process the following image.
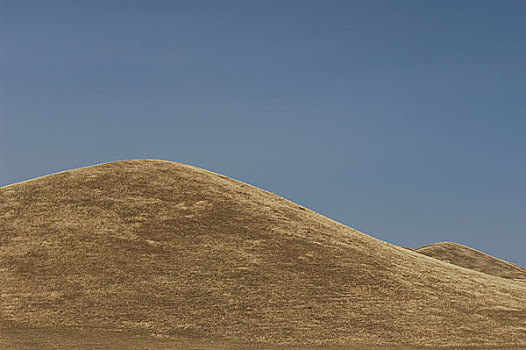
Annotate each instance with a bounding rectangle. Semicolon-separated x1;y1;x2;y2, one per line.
416;242;526;280
1;160;525;347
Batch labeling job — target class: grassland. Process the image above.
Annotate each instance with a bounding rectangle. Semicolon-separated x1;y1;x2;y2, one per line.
2;326;526;350
1;160;525;348
415;242;526;280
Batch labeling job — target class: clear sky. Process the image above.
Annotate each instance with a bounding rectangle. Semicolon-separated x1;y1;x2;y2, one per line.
1;1;525;267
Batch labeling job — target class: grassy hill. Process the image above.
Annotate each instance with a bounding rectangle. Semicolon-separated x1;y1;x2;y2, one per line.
1;160;525;347
416;242;526;280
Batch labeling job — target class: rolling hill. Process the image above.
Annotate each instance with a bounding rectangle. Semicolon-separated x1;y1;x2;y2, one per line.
1;160;525;347
416;242;526;280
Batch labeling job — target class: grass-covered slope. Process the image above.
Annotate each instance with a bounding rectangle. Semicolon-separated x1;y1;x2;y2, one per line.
416;242;526;280
1;160;525;346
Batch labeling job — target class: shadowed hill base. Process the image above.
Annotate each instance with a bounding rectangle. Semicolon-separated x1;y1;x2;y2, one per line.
416;242;526;280
1;160;525;347
3;326;526;350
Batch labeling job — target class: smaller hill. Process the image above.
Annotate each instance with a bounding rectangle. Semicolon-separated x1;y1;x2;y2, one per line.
416;242;526;280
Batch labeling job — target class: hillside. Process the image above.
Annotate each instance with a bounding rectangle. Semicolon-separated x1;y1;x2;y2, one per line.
416;242;526;280
1;160;525;347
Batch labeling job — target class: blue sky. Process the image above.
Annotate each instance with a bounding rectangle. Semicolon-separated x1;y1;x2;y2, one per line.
1;1;525;266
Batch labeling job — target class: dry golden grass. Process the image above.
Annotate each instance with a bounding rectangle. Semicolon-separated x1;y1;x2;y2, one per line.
1;160;525;348
416;242;526;280
3;326;526;350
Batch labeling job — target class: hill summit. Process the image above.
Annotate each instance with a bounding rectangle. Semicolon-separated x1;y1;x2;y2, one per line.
1;160;525;346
